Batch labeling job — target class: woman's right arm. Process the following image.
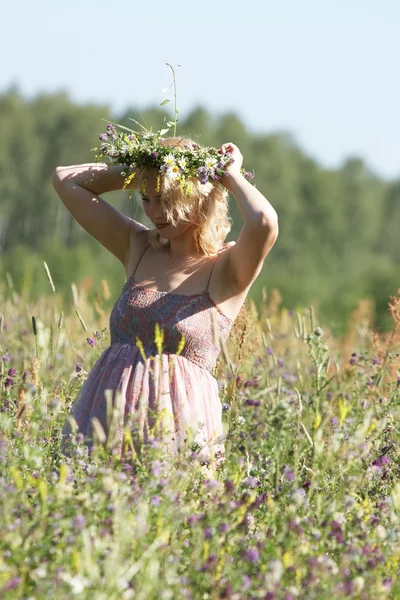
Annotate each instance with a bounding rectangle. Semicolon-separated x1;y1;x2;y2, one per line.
52;163;147;266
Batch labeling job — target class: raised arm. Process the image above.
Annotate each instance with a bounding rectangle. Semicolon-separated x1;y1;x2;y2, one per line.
219;143;279;292
51;163;147;266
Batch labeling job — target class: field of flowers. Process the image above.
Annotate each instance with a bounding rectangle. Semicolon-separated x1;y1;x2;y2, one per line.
1;270;400;600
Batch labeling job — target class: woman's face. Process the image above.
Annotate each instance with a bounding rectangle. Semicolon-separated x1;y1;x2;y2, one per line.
140;171;194;240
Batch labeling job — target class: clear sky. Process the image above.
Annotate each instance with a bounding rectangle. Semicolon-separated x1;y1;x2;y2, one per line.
2;0;400;180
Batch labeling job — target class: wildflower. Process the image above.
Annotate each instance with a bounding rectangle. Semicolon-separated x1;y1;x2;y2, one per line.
8;367;16;377
243;476;259;488
284;467;295;482
203;527;212;540
73;515;86;529
244;171;255;180
165;165;181;180
196;166;209;185
75;364;83;373
150;495;161;506
151;150;158;158
178;157;187;169
94;330;103;340
164;153;176;167
4;377;14;389
2;351;10;362
243;547;260;563
86;337;96;347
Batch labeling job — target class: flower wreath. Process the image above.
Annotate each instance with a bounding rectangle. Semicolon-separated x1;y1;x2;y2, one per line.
92;122;255;196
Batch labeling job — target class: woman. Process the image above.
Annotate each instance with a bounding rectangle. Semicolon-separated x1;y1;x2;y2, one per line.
52;136;279;464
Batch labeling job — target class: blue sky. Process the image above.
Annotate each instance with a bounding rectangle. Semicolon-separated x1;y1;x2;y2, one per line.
2;0;399;180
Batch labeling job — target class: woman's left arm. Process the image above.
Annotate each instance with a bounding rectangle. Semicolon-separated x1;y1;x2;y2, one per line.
219;143;279;292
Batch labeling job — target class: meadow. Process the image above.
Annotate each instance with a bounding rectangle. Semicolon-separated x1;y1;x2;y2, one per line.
1;270;400;600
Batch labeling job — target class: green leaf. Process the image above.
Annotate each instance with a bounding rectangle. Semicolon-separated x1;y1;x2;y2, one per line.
160;99;170;106
158;128;170;136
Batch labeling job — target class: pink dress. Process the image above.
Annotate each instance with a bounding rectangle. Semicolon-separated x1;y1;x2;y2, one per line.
61;247;233;463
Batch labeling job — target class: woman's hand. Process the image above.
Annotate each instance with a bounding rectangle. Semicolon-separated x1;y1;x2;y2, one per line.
218;142;244;191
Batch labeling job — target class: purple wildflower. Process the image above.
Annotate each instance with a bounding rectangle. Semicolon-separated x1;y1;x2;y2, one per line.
73;515;86;529
86;337;96;347
2;352;10;362
244;171;254;180
243;547;260;563
4;378;14;389
203;527;212;540
284;467;295;482
75;364;83;373
151;495;161;506
196;166;209;184
151;150;158;158
8;368;16;377
99;133;108;141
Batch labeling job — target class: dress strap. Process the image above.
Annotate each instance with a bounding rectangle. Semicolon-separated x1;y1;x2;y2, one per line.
132;245;151;279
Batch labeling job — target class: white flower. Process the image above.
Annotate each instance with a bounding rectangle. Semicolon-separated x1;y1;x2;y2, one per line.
165;165;181;180
164;153;176;167
205;157;217;169
178;157;187;169
237;416;246;426
61;573;90;594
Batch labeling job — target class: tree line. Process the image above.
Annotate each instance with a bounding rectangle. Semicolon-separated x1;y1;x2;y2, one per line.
0;86;398;334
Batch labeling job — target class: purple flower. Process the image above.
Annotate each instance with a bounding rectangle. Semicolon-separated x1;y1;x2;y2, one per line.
2;352;10;362
151;150;158;158
196;167;209;185
243;476;259;488
86;337;96;347
75;363;83;373
244;171;254;180
284;467;295;482
99;133;108;141
4;377;14;389
4;577;21;591
151;495;161;506
243;547;260;563
8;368;16;377
224;479;235;495
73;515;86;529
203;527;212;540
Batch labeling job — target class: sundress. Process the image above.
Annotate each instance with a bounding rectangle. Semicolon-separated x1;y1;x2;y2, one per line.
61;246;234;462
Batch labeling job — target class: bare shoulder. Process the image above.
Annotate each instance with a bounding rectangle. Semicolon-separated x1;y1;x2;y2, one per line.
124;224;150;276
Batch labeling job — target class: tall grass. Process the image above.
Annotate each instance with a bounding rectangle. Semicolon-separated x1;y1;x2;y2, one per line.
0;275;399;599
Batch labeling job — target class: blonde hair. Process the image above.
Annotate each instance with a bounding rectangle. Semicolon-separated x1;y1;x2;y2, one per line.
133;137;231;255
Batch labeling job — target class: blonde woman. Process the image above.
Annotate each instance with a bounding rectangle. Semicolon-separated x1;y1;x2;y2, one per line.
52;137;279;464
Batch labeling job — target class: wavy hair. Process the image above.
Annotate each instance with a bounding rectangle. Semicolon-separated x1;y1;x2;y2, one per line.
133;137;231;255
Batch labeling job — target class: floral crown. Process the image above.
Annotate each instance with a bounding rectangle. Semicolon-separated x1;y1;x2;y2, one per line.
92;64;254;194
93;122;255;194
